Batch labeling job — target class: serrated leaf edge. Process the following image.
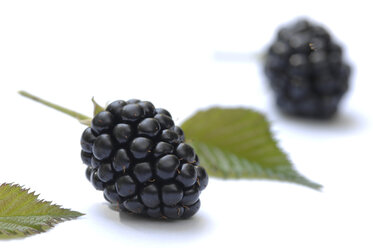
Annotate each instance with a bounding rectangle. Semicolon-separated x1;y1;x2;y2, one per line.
0;183;84;240
192;141;322;190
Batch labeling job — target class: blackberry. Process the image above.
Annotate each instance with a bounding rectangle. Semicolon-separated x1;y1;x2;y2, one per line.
81;99;208;219
264;19;351;119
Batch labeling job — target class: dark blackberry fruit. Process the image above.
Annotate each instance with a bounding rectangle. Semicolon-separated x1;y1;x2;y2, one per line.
80;99;208;219
81;151;92;166
91;111;115;134
85;166;93;181
176;143;196;163
155;108;172;117
176;163;198;188
182;200;201;219
112;124;132;144
104;184;121;204
91;171;105;191
81;127;96;153
264;19;351;119
133;162;153;183
153;142;174;158
140;184;160;208
18;90;209;220
92;134;114;160
121;103;144;123
129;137;154;159
155;154;180;180
137;118;161;137
106;100;127;117
163;205;185;219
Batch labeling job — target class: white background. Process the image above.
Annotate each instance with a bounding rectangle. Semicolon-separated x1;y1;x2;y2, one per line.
1;1;373;247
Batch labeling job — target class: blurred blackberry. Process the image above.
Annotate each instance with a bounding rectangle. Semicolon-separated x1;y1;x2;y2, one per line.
81;99;208;219
264;19;351;119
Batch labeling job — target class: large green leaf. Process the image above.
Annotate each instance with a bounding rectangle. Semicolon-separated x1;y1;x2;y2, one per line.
181;107;322;190
0;183;84;239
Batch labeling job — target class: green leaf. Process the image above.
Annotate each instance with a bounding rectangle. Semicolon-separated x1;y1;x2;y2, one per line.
0;183;84;239
91;97;105;116
181;107;322;190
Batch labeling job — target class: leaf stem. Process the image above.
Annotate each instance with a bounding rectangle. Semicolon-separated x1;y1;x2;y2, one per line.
18;91;92;125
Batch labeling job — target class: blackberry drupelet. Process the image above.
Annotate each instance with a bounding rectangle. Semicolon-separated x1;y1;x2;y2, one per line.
264;19;351;119
81;100;208;219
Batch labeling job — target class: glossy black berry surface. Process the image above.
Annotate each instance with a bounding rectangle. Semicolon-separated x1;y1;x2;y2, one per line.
264;19;351;119
81;99;208;219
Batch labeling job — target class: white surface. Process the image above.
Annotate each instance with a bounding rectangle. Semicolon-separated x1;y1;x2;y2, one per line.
1;1;372;247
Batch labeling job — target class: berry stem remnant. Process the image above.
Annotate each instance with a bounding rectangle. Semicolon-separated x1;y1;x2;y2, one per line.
18;90;92;125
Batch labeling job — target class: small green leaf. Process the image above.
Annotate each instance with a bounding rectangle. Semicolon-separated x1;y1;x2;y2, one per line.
0;183;84;239
92;97;105;116
181;107;322;190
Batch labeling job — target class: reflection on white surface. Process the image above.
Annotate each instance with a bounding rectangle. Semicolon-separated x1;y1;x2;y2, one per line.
89;202;214;244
